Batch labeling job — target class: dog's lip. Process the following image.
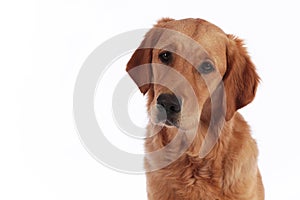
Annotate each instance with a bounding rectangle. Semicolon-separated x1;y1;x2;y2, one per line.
165;119;175;126
154;118;194;131
152;117;179;128
164;119;180;128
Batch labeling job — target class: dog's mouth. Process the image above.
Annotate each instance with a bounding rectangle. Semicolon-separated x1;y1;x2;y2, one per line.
163;119;180;128
154;118;180;128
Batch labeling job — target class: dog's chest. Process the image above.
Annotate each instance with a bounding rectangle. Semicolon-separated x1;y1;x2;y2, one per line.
147;160;224;200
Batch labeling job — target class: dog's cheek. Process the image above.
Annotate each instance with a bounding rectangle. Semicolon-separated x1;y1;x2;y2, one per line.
146;86;155;113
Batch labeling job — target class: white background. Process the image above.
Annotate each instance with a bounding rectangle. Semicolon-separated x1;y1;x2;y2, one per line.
1;0;300;199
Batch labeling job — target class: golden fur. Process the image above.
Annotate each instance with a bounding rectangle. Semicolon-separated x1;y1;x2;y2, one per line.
126;18;264;200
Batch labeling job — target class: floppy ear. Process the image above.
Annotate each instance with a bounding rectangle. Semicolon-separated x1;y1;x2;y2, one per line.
126;18;174;95
126;41;153;95
223;34;260;120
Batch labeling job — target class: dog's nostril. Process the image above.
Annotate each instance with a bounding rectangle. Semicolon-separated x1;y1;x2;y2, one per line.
157;94;181;114
170;105;180;113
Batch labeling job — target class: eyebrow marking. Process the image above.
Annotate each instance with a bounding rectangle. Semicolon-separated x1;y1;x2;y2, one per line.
160;44;178;52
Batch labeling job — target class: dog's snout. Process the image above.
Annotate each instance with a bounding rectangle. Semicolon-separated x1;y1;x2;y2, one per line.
157;94;181;114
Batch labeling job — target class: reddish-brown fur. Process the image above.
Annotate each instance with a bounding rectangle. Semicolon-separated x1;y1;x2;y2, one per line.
126;18;264;200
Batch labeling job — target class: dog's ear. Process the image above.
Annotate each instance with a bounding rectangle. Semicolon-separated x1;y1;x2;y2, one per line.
126;18;174;95
126;37;153;95
223;34;259;120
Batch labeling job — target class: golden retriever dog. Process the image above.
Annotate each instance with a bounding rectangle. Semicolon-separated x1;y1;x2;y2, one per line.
126;18;264;200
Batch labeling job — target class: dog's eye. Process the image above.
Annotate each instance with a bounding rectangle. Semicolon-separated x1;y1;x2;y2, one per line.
198;61;215;74
159;51;172;64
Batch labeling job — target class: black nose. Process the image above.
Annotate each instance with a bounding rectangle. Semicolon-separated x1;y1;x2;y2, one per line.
157;94;181;114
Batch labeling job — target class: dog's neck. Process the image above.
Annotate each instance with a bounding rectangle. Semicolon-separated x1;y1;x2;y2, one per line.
145;117;234;171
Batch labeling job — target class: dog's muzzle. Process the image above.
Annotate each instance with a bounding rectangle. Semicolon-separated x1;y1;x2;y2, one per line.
156;93;181;127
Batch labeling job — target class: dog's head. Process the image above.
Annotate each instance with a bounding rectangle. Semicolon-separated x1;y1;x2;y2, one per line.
126;18;259;131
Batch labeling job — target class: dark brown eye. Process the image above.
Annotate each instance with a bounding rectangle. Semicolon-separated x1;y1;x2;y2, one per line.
159;51;172;64
198;61;215;74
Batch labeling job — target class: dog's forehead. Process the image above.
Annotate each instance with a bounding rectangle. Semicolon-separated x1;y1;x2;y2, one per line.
154;19;227;55
162;18;225;39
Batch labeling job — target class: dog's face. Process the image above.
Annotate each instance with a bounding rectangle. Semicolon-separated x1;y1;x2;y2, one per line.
127;18;259;131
